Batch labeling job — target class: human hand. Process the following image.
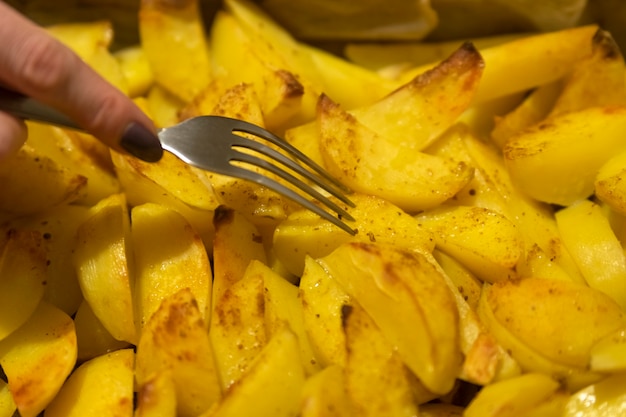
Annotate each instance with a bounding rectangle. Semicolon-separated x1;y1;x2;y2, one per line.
0;2;163;162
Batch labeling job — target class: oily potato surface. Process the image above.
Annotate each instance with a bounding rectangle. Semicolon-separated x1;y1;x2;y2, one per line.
2;1;626;416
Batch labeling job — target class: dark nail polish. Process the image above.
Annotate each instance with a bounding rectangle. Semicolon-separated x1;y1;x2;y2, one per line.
120;122;163;162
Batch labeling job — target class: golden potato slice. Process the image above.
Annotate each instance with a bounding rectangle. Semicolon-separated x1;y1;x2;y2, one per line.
221;0;322;125
477;282;602;391
135;370;177;417
209;261;267;389
438;127;585;283
111;150;217;247
0;379;16;417
549;29;626;118
456;91;526;140
205;328;305;417
464;373;560;417
516;243;577;283
132;203;213;329
343;302;420;417
144;85;186;128
200;82;300;230
490;80;563;148
589;326;626;372
112;150;217;212
0;144;86;215
430;248;521;385
211;206;266;310
480;278;624;374
0;302;76;417
44;349;134;417
74;193;136;344
318;95;474;212
555;199;626;309
4;204;90;316
225;0;400;119
595;148;626;215
300;42;395;110
136;288;221;417
114;45;154;98
300;365;354;417
73;301;130;363
401;25;598;104
0;230;46;341
287;42;483;167
433;250;482;310
352;42;484;151
25;123;120;207
139;0;211;101
47;21;128;94
564;373;626;417
319;242;460;394
299;256;350;368
504;106;626;206
416;206;524;283
273;193;435;277
262;260;320;375
209;10;306;131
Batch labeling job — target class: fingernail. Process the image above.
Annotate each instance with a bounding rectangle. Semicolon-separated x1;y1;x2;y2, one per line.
120;122;163;162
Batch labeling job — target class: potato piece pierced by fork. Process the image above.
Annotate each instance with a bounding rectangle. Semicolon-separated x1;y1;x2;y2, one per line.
111;149;218;247
273;193;434;277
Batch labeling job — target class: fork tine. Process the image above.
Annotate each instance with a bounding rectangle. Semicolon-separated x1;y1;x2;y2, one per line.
228;118;355;199
229;133;354;208
231;149;355;221
226;163;357;235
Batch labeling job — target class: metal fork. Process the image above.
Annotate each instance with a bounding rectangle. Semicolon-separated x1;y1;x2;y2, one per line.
0;87;356;235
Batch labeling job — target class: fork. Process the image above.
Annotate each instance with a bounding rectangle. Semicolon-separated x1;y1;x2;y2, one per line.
0;86;356;235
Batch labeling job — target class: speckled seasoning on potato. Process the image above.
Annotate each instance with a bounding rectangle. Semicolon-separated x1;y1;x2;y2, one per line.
1;0;626;416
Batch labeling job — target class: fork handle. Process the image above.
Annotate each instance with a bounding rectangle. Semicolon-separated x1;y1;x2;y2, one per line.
0;86;81;130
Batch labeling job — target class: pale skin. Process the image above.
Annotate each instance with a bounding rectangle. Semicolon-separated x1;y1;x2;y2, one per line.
0;2;162;162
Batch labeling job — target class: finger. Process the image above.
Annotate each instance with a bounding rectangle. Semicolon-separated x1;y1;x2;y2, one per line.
0;111;27;162
0;3;163;162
